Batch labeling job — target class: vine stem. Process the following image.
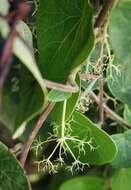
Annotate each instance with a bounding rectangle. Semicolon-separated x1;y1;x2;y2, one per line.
94;0;114;28
89;91;131;128
99;76;104;127
43;79;79;93
94;0;100;13
20;102;55;167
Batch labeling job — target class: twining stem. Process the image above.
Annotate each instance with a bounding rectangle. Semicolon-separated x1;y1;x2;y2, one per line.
95;0;114;28
99;77;104;127
61;100;67;139
20;102;55;167
94;0;100;13
43;79;79;93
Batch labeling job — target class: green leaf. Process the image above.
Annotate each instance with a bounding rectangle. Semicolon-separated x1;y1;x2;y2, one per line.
111;130;131;168
123;105;131;125
13;36;47;96
47;90;72;102
107;59;131;107
112;168;131;190
52;75;80;124
0;21;47;132
36;0;95;83
11;21;47;129
14;68;45;129
0;0;9;16
57;111;117;165
0;64;44;134
0;87;17;133
109;0;131;63
59;176;106;190
0;141;31;189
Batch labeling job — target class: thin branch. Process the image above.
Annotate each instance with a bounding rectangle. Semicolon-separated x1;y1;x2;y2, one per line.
43;79;79;93
89;91;131;128
99;76;104;127
20;102;55;167
94;0;100;13
80;73;100;80
95;0;114;28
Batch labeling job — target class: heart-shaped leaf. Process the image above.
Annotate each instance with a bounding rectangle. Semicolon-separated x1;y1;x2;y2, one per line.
56;111;117;165
36;0;95;83
0;21;47;132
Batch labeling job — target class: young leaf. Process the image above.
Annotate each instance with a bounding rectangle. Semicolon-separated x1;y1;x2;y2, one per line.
111;130;131;168
112;168;131;190
36;0;95;83
109;0;131;63
0;141;31;190
59;176;106;190
47;90;72;102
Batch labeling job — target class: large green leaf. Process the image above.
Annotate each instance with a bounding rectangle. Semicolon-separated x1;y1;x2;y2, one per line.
59;176;106;190
112;168;131;190
0;142;31;189
52;75;80;124
57;111;117;165
109;0;131;64
12;21;47;129
0;63;44;133
36;0;95;83
107;59;131;107
0;21;47;132
111;130;131;168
